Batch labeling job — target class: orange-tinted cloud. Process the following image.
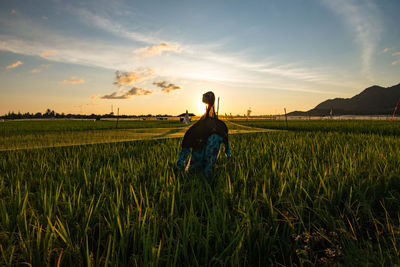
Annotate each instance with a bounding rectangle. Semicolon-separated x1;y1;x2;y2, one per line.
153;81;181;93
10;9;17;15
101;87;152;99
30;64;50;73
40;51;57;57
6;61;22;69
61;77;85;84
90;94;100;99
0;41;6;46
392;52;400;65
113;68;154;86
133;43;181;58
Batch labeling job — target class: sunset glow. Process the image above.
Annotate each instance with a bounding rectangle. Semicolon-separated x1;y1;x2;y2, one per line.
0;0;399;115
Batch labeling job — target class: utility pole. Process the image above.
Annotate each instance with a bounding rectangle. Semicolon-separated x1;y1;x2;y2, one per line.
116;108;119;129
217;97;220;117
284;108;288;129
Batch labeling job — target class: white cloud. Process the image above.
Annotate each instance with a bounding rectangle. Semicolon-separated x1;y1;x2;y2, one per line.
0;33;134;70
6;60;22;69
322;0;381;76
75;9;162;45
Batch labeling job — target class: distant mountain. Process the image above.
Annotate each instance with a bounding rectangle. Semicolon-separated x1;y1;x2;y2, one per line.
289;83;400;116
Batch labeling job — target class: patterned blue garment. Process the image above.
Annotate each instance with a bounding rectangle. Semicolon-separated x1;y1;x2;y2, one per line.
177;133;231;179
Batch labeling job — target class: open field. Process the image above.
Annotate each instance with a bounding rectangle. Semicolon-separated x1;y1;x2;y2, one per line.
1;120;400;266
0;120;271;151
0;120;187;136
233;119;400;135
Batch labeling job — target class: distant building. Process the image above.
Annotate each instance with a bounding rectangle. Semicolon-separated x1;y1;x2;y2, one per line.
177;112;196;117
177;111;195;123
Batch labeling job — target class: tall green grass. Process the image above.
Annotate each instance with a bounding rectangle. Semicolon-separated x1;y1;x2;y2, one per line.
1;129;400;265
233;119;400;136
0;128;188;151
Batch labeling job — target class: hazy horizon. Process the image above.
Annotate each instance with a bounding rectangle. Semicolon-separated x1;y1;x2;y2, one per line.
1;0;399;116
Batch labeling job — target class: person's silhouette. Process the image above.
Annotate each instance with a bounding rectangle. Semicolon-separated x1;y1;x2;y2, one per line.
177;91;231;180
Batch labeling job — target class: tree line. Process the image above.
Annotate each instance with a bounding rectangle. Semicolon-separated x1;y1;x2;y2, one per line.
1;109;173;120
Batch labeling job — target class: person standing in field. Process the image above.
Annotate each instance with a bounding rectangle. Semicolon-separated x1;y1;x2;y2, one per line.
177;91;231;180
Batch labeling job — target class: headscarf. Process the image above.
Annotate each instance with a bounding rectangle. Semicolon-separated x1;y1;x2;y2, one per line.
200;91;217;120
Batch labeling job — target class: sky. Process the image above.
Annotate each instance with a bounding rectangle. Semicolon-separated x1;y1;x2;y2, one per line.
0;0;399;116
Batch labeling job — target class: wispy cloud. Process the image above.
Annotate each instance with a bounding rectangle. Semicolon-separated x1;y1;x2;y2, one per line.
6;60;22;69
0;41;6;46
31;68;40;73
0;33;134;70
74;100;100;112
90;94;100;99
77;8;317;83
153;81;182;93
75;9;162;45
31;64;50;73
114;68;154;86
0;10;342;90
134;43;181;58
381;47;392;54
61;77;85;84
322;0;381;76
40;50;57;57
392;52;400;65
10;9;17;15
101;87;152;99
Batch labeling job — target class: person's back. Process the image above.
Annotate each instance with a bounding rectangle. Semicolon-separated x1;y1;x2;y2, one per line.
182;117;228;149
177;91;231;180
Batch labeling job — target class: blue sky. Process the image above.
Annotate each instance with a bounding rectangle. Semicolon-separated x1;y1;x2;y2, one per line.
0;0;399;115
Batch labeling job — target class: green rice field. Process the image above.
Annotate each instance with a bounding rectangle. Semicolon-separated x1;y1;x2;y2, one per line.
1;119;400;266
